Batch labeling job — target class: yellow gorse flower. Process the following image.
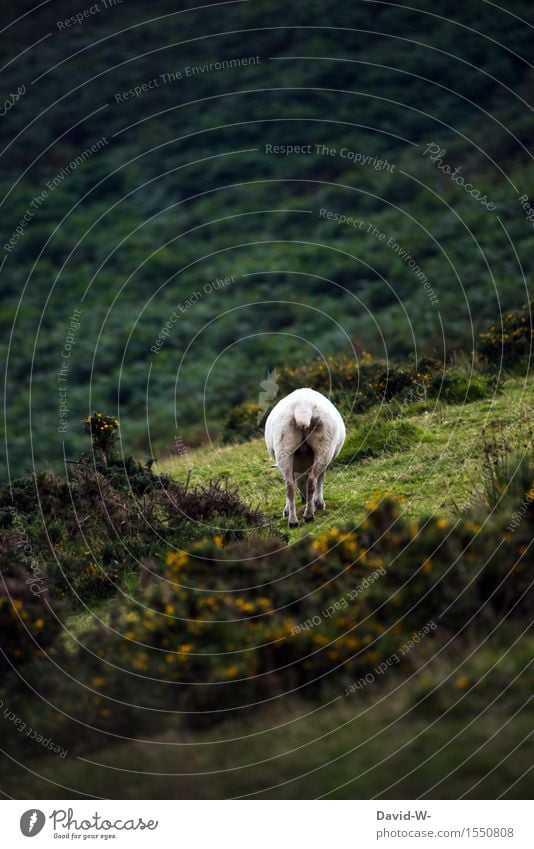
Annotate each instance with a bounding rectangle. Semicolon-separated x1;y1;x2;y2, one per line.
165;551;189;569
225;665;239;678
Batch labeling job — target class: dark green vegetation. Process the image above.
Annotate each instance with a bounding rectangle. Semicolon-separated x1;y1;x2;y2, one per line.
0;449;268;601
479;300;534;369
3;664;533;799
0;0;533;801
1;0;533;476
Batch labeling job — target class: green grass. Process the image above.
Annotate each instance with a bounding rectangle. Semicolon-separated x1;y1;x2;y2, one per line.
158;375;534;533
336;416;427;464
61;601;113;653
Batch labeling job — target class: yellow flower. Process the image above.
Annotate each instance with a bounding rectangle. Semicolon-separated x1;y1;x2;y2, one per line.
165;550;188;569
422;559;432;575
454;675;470;690
436;518;448;529
225;665;239;678
213;535;224;549
311;534;330;555
33;619;45;629
180;643;193;653
92;677;106;687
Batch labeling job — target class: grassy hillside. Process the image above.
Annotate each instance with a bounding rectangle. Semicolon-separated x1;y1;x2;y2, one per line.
158;374;534;531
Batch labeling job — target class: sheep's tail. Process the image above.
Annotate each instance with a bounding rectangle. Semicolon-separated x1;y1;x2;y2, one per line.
293;400;314;430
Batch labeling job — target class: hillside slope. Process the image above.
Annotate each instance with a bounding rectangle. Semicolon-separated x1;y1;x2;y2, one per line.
158;374;534;531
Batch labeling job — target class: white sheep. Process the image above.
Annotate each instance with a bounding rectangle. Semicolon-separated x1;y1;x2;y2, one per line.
265;387;346;526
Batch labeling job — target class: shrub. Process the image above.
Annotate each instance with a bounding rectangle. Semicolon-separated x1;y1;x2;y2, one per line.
222;401;264;443
9;459;531;751
409;633;534;719
0;570;62;682
83;412;120;465
479;302;534;368
428;367;493;403
57;474;533;734
0;395;271;606
221;353;495;442
0;461;269;604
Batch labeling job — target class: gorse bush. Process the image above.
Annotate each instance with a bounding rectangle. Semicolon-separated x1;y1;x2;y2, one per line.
0;455;270;605
222;401;265;443
3;444;532;752
223;353;496;442
22;470;529;741
275;353;496;409
0;465;268;602
479;302;534;368
0;570;62;681
410;633;534;720
83;412;120;465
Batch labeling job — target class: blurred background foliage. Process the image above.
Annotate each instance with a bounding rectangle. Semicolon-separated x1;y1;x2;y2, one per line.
1;0;532;477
